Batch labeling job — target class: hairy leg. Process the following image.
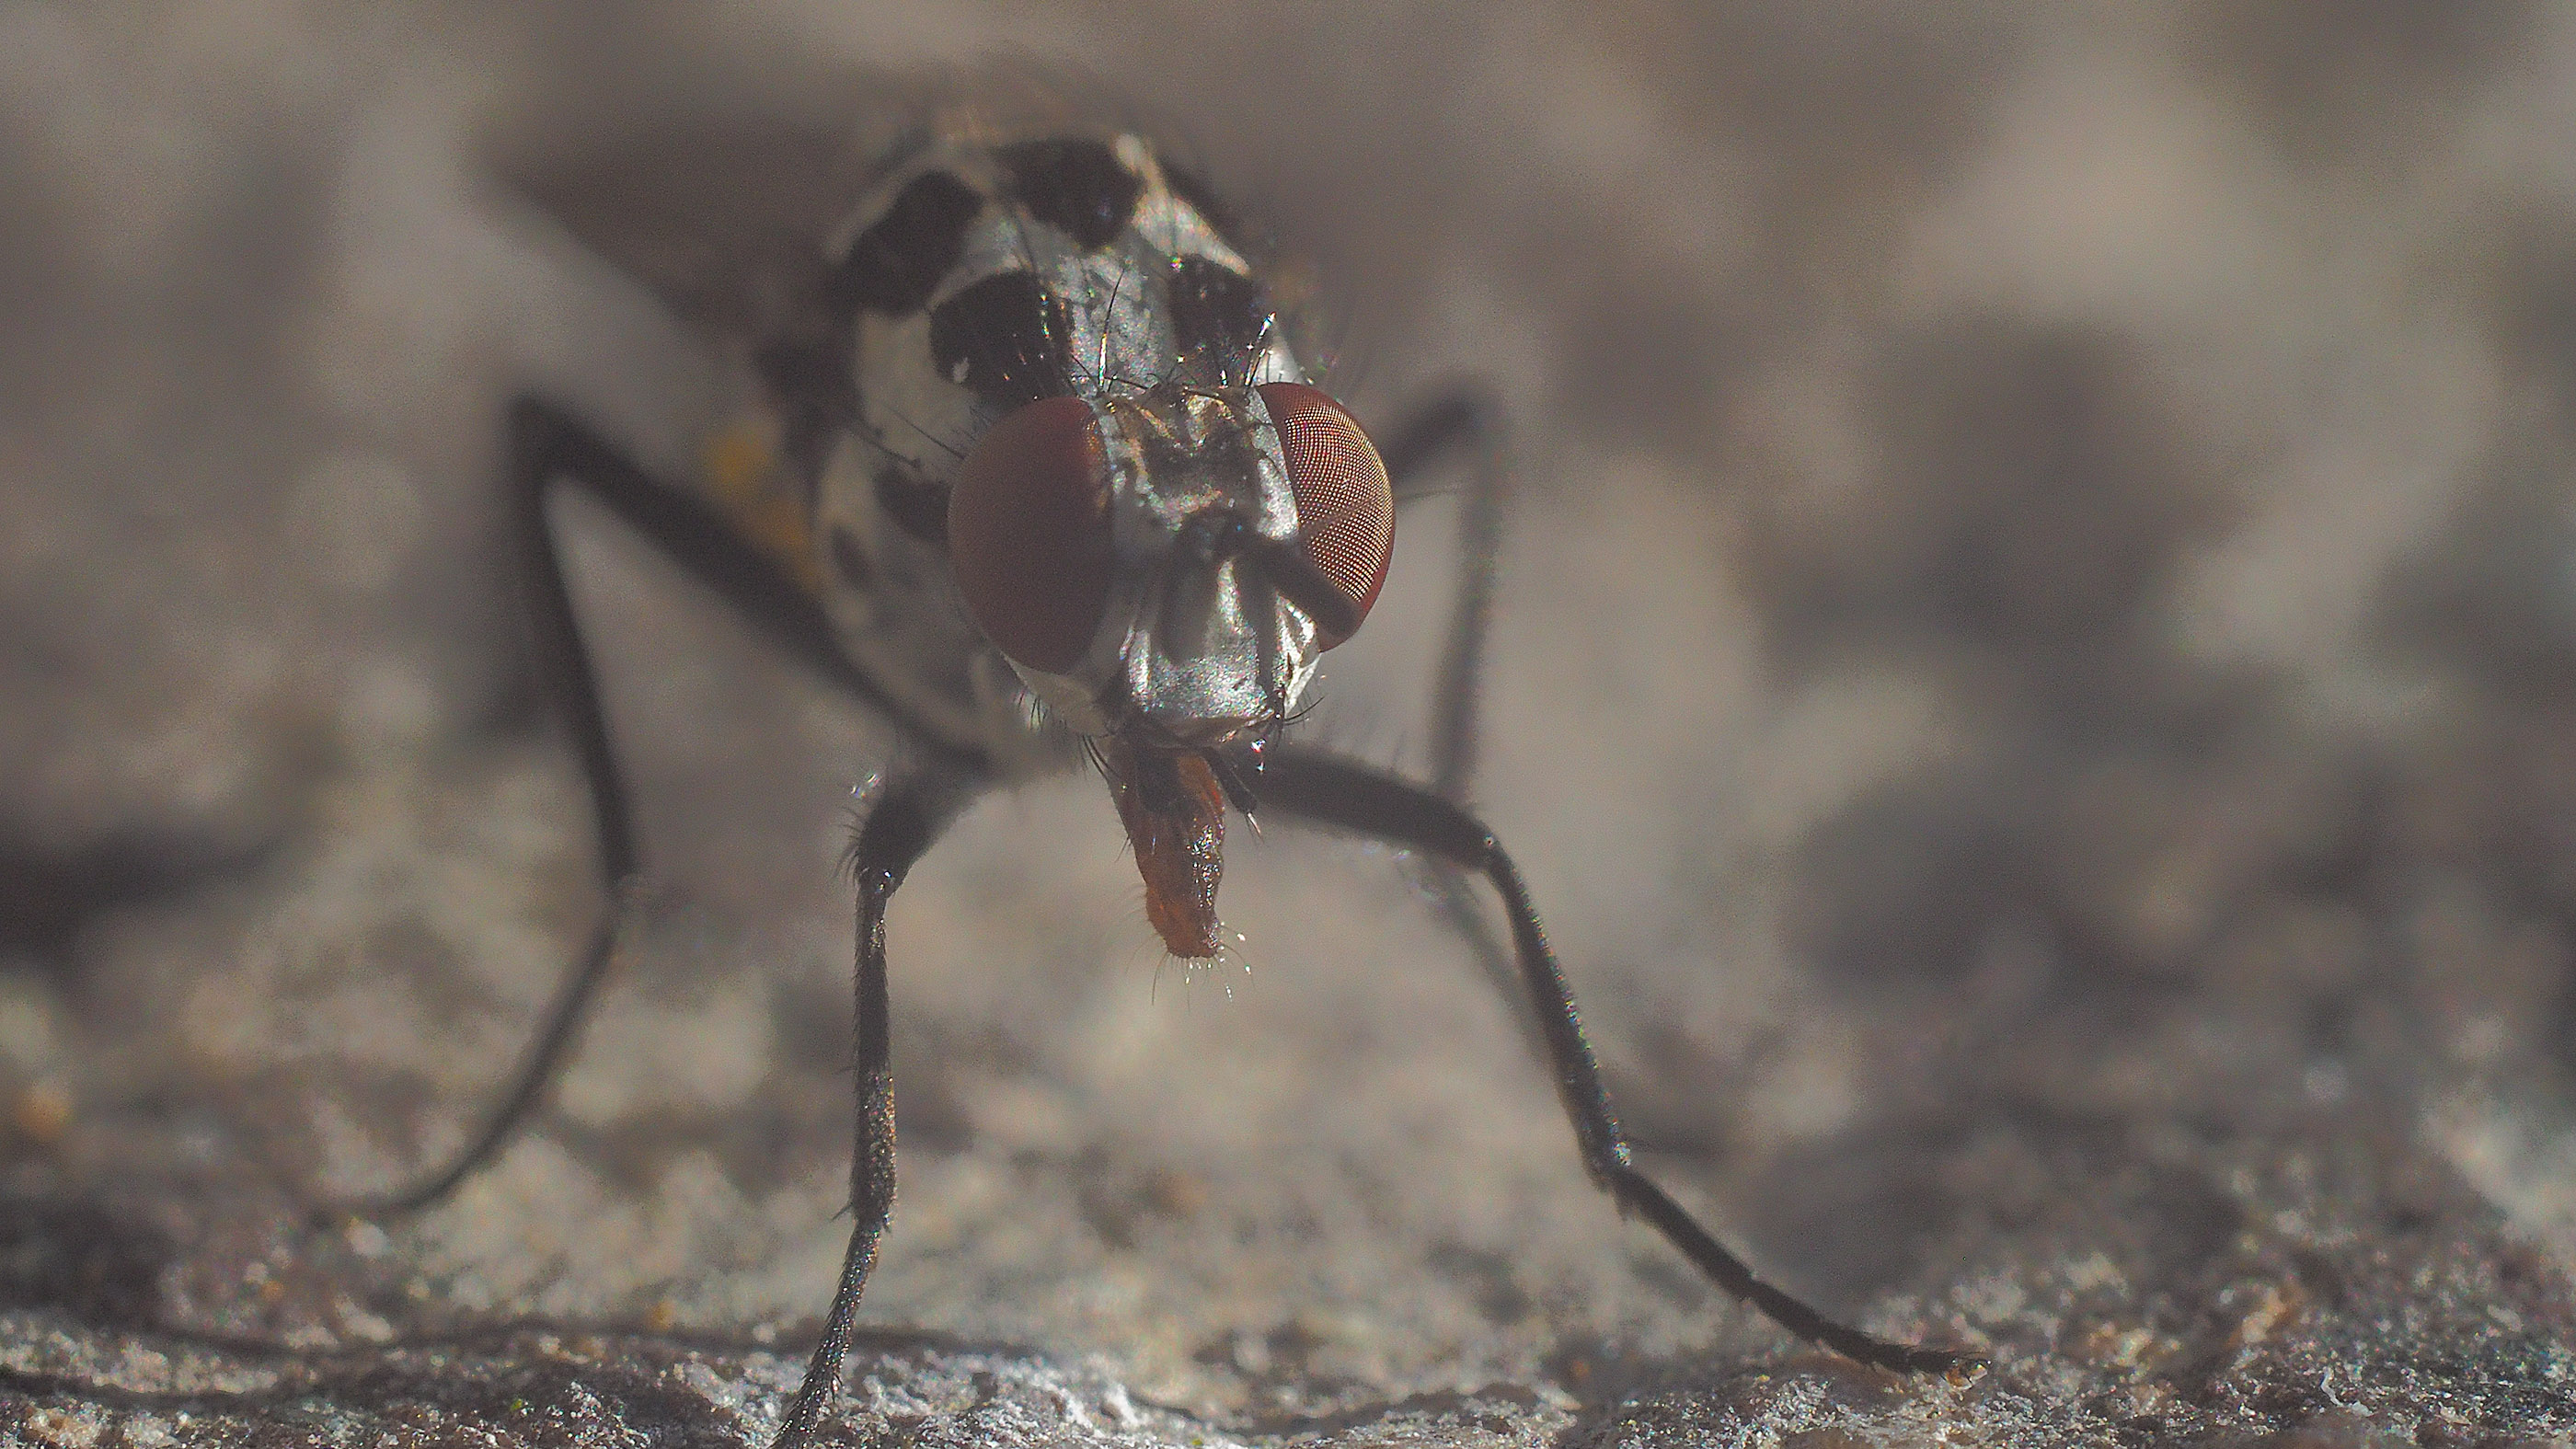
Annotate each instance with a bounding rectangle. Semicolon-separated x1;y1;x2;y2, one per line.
773;769;976;1449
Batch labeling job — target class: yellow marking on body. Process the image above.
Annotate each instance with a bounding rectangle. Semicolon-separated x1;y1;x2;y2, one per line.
701;417;825;596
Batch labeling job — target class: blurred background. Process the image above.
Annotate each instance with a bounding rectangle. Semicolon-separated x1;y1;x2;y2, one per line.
3;3;2573;1443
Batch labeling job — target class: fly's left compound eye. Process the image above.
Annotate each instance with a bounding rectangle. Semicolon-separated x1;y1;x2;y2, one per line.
949;395;1115;674
1258;382;1393;649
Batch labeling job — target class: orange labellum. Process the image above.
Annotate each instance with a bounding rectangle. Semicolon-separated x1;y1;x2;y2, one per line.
1101;740;1225;959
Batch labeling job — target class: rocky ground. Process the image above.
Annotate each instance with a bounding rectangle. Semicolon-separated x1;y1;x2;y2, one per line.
5;3;2576;1444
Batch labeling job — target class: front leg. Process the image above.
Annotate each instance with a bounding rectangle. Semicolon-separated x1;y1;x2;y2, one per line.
772;767;977;1449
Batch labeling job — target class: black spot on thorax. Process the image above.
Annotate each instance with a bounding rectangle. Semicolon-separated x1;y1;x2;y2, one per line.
828;522;875;589
1167;255;1272;386
872;467;950;546
929;271;1073;410
995;139;1144;251
832;170;983;316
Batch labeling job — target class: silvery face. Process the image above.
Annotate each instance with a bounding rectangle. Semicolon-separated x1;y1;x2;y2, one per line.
1006;384;1324;747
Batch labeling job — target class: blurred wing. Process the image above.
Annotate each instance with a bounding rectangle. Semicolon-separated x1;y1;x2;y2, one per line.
486;57;1151;351
496;114;895;351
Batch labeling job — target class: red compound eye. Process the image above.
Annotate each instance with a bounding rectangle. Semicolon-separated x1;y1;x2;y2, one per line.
1258;382;1393;648
949;395;1114;673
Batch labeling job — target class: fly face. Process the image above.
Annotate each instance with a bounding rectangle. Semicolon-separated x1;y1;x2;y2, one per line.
948;378;1394;956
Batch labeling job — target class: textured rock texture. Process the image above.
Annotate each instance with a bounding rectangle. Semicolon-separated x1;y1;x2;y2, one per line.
5;4;2576;1444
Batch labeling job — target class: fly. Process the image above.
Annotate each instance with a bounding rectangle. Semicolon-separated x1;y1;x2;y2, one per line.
328;75;1981;1447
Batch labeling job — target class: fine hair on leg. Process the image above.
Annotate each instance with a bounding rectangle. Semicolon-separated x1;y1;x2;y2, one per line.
772;770;973;1448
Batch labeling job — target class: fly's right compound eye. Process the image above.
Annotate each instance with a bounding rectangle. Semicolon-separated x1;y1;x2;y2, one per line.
949;395;1114;674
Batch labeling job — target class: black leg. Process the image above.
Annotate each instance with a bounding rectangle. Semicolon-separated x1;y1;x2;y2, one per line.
773;770;972;1449
325;401;657;1217
1376;385;1502;801
492;398;986;755
1373;388;1535;1054
333;398;989;1223
1260;746;1981;1375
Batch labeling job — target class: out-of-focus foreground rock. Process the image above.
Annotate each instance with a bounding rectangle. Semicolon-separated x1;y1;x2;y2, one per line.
4;4;2575;1444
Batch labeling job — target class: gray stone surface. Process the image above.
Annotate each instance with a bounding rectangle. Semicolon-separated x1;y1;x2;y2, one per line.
5;3;2576;1444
